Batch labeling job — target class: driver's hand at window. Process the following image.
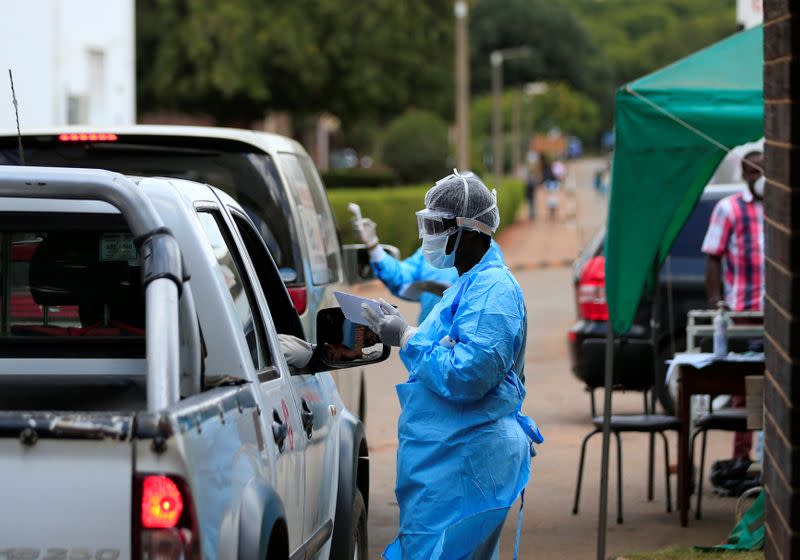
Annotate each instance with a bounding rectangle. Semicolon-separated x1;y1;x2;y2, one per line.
278;333;313;368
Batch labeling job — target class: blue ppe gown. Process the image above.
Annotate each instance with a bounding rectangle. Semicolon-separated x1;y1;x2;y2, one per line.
383;248;542;560
372;240;505;324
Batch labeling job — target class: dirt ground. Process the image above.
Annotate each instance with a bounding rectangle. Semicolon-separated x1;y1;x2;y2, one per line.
358;159;745;558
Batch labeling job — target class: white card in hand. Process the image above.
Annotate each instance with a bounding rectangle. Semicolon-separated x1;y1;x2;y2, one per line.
334;291;384;327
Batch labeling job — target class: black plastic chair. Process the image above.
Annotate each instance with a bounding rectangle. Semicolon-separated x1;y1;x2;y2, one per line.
572;398;679;523
691;407;749;520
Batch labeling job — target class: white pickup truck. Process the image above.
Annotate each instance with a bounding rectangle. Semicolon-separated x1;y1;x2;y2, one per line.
0;166;387;559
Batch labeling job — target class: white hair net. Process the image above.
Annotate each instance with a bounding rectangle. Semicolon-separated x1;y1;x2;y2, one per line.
424;170;500;233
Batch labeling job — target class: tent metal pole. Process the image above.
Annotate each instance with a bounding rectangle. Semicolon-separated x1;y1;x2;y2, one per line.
597;326;615;560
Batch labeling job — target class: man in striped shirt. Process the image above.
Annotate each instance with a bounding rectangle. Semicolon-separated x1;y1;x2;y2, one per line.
701;150;764;459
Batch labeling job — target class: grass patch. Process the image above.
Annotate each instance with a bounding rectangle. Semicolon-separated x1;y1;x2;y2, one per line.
327;178;525;258
619;548;762;560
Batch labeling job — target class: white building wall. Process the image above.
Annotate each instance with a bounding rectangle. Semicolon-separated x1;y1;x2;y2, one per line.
0;0;135;131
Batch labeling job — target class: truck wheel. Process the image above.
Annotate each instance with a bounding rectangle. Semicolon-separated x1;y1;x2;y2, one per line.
351;489;367;560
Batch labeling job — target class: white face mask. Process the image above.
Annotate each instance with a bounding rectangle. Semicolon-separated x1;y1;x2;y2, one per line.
422;229;461;269
753;175;765;198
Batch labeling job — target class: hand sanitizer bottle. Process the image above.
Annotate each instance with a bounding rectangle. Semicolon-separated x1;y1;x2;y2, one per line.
713;301;728;358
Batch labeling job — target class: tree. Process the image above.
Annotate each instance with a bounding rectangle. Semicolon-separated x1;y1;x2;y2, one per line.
381;110;450;183
470;82;601;173
469;0;613;131
137;0;454;125
137;0;327;122
469;0;611;97
572;0;738;88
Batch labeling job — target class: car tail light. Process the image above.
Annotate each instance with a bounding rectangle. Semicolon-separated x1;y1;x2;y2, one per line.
568;330;578;343
134;474;199;560
288;286;307;315
142;476;184;529
58;132;118;142
578;256;609;321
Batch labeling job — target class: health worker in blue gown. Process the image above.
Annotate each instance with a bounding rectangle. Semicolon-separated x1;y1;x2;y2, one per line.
352;215;506;324
361;170;543;560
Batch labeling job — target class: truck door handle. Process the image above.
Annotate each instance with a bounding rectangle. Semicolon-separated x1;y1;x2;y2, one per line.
301;399;314;439
272;410;288;452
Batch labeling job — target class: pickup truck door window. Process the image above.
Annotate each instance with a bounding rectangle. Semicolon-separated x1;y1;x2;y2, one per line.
229;212;306;340
280;154;340;286
196;211;269;370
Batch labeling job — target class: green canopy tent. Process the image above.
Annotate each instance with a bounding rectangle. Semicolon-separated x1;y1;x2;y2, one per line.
595;26;763;559
607;25;763;334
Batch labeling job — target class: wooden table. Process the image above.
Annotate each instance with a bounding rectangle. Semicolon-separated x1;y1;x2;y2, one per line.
677;358;764;526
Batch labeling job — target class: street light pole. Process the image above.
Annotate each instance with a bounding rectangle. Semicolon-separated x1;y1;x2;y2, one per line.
455;1;470;170
491;51;503;179
522;81;549;163
511;89;521;175
490;47;532;179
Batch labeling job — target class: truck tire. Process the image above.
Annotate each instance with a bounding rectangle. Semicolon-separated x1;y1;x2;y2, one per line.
265;520;288;559
350;489;367;560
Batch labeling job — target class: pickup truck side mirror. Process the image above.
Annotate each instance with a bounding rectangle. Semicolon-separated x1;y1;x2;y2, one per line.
297;308;390;374
341;243;401;284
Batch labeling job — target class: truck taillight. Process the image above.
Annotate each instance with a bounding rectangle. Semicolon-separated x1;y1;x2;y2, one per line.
578;256;609;321
288;286;307;315
142;476;184;528
58;133;118;142
134;474;199;560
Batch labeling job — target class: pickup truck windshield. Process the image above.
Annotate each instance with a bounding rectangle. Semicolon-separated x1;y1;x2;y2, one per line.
0;214;145;356
0;136;304;284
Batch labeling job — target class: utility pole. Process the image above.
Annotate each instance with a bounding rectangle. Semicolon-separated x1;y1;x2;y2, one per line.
522;81;549;166
454;1;470;170
491;51;503;179
511;89;521;175
490;47;531;179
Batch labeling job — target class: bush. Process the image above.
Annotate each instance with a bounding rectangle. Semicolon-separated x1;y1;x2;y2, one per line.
321;168;396;189
381;110;450;183
328;178;525;259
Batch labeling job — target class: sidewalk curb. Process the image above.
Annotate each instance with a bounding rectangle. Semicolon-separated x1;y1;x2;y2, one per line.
510;258;574;272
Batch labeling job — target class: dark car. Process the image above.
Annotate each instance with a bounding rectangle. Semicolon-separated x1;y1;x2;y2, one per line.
568;184;743;415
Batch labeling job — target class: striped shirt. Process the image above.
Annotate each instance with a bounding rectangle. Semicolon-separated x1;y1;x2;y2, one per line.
701;189;764;311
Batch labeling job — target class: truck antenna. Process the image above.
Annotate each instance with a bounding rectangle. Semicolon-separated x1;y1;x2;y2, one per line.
8;69;24;165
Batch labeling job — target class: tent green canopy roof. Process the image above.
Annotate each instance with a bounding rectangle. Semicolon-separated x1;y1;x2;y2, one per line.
606;25;763;334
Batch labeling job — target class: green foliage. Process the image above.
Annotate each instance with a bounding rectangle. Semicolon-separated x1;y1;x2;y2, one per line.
466;0;738;134
380;110;450;184
328;179;525;258
321;168;396;189
137;0;454;123
469;82;600;168
469;0;613;128
572;0;738;88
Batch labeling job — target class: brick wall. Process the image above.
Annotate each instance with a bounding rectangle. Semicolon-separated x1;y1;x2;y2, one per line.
764;2;800;558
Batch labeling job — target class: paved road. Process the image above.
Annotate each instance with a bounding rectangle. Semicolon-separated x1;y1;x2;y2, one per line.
359;159;739;558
